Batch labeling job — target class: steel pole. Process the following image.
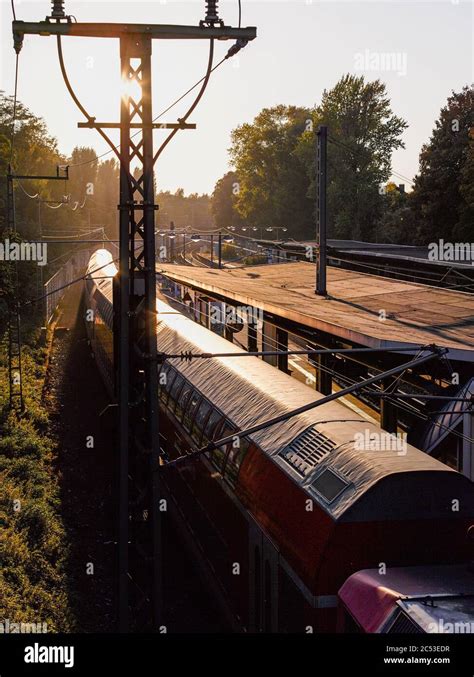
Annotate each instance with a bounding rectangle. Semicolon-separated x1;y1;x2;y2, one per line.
316;125;327;296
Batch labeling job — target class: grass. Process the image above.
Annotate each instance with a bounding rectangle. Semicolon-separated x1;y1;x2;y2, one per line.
0;323;74;632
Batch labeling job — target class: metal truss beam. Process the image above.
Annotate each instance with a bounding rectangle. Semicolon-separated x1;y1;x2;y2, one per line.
13;20;256;41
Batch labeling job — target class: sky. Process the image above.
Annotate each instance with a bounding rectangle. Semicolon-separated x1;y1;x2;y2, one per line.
0;0;473;195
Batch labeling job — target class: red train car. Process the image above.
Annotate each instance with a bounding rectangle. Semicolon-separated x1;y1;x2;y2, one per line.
85;250;474;633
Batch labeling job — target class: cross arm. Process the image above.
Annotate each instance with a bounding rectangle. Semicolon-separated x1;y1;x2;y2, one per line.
12;20;257;41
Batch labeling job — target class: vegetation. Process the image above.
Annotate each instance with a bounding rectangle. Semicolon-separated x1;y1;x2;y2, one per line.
213;77;474;246
155;188;213;231
0;331;73;631
230;105;313;240
409;85;474;244
225;75;407;241
211;171;245;230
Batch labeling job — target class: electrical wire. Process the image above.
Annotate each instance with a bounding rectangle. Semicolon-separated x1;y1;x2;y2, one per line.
229;233;474;289
166;349;444;466
9;54;19;165
240;320;474;445
153;39;215;164
68;51;229;169
56;35;124;172
20;256;120;309
328;134;415;186
16;181;39;200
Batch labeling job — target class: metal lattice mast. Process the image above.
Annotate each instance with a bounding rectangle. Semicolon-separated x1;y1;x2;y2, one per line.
117;33;161;630
12;2;256;632
5;167;24;412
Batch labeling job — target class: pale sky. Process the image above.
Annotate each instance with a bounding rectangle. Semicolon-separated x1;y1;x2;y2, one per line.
1;0;473;194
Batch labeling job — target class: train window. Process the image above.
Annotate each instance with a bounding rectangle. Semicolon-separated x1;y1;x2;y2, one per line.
211;420;235;472
310;468;349;504
191;399;212;445
225;437;250;488
168;373;184;409
202;408;224;445
175;380;193;421
183;391;201;432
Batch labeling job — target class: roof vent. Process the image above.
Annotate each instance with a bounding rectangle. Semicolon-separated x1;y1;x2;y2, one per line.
279;426;335;476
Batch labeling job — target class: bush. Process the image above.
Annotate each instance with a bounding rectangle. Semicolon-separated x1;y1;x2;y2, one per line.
0;333;73;632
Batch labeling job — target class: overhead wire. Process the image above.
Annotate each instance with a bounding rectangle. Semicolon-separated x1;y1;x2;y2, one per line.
67;47;233;169
327;134;415;186
9;54;19;166
156;274;473;447
153;39;215;164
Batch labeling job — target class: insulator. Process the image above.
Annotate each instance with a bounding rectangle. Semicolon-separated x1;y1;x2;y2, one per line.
51;1;66;19
203;0;222;26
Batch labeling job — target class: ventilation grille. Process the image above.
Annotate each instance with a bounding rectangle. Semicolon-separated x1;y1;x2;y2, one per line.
279;427;335;476
388;610;423;634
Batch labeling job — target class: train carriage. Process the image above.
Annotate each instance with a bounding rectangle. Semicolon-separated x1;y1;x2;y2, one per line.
85;250;474;632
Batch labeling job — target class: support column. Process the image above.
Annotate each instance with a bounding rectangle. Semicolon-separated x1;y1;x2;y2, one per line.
316;125;327;296
247;319;258;353
276;327;289;373
262;321;277;367
315;353;332;395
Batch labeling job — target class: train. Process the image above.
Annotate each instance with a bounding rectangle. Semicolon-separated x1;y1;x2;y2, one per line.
84;249;474;633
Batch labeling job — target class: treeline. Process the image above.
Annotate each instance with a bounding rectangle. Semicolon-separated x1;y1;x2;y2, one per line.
0;90;214;318
211;76;474;245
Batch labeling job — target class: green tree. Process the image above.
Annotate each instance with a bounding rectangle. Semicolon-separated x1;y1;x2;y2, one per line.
211;171;244;229
229;105;313;239
155;188;213;231
0;93;64;315
91;158;119;238
297;74;407;241
409;85;474;244
377;182;415;244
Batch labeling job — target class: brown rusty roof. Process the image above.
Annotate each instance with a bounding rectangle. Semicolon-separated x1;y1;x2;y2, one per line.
157;261;474;360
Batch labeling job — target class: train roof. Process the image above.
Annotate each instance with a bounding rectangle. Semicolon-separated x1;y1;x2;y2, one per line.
86;250;474;521
339;565;474;632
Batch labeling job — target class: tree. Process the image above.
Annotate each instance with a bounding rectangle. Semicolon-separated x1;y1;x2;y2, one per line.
92;158;119;238
409;86;474;244
0;93;64;314
296;75;407;241
377;182;415;244
155;189;213;231
229;105;314;240
211;171;245;229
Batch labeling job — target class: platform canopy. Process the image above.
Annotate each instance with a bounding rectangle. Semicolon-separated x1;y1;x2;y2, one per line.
157;261;474;362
